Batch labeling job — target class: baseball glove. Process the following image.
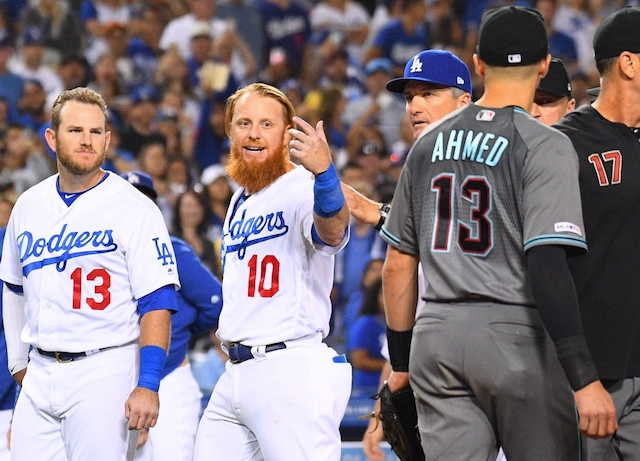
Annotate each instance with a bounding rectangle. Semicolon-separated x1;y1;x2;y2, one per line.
377;382;424;461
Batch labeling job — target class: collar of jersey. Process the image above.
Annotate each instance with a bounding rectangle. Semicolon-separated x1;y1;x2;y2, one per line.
57;171;110;207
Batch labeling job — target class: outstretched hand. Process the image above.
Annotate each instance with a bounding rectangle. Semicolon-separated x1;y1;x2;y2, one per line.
288;116;333;175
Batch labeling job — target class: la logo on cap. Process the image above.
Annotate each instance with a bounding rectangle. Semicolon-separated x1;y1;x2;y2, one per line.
508;54;522;64
410;56;423;73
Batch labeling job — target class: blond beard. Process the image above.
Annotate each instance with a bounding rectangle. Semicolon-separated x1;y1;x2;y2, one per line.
226;142;290;194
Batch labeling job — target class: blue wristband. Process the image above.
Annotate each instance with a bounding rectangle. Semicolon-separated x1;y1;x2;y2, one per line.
138;345;166;392
313;163;345;218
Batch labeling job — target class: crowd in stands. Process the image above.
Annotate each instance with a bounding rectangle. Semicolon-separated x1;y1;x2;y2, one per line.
0;0;627;394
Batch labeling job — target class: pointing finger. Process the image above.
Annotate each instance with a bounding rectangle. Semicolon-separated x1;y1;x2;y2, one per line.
292;116;316;136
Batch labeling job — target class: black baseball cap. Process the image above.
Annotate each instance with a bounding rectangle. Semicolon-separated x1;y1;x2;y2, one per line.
593;7;640;61
537;58;572;98
476;6;548;67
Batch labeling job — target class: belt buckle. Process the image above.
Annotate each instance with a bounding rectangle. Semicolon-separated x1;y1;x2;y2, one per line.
54;351;73;363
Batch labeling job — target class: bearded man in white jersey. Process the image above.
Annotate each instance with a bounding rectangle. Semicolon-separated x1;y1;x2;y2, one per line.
0;87;179;461
193;82;352;461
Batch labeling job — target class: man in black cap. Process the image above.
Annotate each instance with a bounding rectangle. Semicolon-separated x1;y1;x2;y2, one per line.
380;6;616;460
554;7;640;461
531;57;576;125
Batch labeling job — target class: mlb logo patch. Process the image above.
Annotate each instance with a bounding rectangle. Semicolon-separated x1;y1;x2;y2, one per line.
476;110;495;121
457;76;465;85
508;54;522;64
554;222;582;236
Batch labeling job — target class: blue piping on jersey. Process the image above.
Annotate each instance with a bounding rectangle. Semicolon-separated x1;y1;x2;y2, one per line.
379;227;400;246
523;235;587;252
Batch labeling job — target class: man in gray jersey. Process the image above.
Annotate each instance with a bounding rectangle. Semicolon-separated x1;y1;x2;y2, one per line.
380;6;617;461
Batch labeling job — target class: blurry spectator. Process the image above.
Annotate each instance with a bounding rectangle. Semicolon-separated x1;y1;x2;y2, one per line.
210;22;257;85
19;0;83;65
80;0;132;65
189;328;227;400
158;88;199;158
126;3;164;92
57;55;91;90
9;26;63;109
346;278;386;391
15;79;49;133
167;156;192;198
101;112;136;174
312;46;366;101
0;193;14;225
0;97;8;132
341;257;383;338
0;28;24;123
87;53;124;109
362;0;401;53
362;0;430;77
315;85;349;166
159;0;229;59
333;180;385;319
280;78;311;119
192;86;231;170
352;134;388;188
0;123;53;196
536;0;579;75
343;57;405;152
339;159;366;187
137;139;174;226
154;47;199;118
257;46;296;87
103;21;139;91
171;188;220;275
309;0;370;64
119;85;165;158
187;21;215;88
155;108;184;159
200;162;234;244
256;0;311;79
217;0;264;70
553;0;599;84
428;0;464;52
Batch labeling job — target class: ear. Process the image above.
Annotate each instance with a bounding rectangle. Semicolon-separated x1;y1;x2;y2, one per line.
44;128;57;153
457;92;472;108
617;51;637;79
567;98;576;112
538;54;551;79
472;54;484;78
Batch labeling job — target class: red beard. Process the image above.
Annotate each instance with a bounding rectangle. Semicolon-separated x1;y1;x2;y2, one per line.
226;142;290;194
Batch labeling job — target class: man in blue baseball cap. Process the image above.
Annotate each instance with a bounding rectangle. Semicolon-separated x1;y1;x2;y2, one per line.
385;49;472;139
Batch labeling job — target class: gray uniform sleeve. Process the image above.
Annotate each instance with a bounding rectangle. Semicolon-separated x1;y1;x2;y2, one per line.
380;158;418;255
521;127;587;253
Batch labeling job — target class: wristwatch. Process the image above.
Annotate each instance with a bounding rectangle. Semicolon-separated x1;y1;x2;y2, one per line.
374;203;391;231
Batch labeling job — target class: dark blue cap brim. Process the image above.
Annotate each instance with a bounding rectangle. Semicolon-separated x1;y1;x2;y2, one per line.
386;76;467;94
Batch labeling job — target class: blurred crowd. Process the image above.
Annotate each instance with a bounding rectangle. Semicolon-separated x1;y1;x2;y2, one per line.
0;0;631;393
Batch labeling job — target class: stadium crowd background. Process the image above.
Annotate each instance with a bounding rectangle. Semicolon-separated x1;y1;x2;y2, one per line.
0;0;625;402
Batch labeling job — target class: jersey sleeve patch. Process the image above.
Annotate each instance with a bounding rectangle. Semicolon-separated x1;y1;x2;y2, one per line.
554;222;582;236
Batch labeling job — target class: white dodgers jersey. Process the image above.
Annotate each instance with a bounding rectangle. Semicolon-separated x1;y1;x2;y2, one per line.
217;166;349;346
0;173;180;352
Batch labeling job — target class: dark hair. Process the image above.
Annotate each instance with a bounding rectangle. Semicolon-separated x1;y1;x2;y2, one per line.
171;188;213;237
358;279;384;317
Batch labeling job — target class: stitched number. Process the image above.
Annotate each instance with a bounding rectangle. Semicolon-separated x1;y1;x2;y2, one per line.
431;174;493;256
247;254;280;298
588;151;622;186
70;268;112;310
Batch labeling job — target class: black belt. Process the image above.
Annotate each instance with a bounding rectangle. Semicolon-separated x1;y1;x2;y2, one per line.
36;347;113;363
227;342;286;364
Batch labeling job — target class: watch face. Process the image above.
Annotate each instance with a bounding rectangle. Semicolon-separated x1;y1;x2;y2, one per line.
380;203;391;217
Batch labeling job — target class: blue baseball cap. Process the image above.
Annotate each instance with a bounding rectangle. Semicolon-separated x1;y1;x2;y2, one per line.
386;50;471;94
120;171;157;200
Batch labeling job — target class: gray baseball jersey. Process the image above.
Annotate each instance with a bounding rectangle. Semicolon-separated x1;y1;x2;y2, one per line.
381;104;586;304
